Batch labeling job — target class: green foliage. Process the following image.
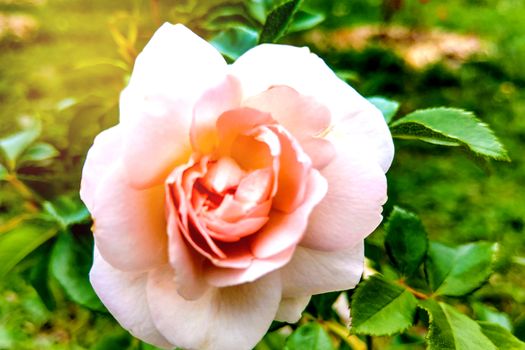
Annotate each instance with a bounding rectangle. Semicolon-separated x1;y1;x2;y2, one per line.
473;302;513;331
367;96;400;123
385;206;428;277
425;242;496;296
211;26;258;60
92;331;132;350
255;331;288;350
419;300;497;350
50;231;105;312
259;0;303;43
0;163;7;180
0;0;522;349
309;292;341;320
390;108;509;161
42;195;90;229
285;323;335;350
288;10;325;33
0;221;57;278
18;142;59;166
351;275;418;335
28;247;56;311
478;322;525;350
0;123;41;170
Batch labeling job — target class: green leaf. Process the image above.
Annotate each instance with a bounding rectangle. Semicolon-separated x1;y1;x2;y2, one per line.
28;247;56;310
368;96;400;123
288;10;325;33
0;221;57;278
285;322;335;350
390;108;509;160
425;242;496;296
384;207;428;277
419;300;497;350
472;303;513;331
210;26;258;61
0;123;41;170
259;0;303;43
0;163;7;180
50;231;105;312
92;331;132;350
255;331;288;350
351;275;417;335
478;321;525;349
18;142;59;166
309;291;341;320
42;195;90;229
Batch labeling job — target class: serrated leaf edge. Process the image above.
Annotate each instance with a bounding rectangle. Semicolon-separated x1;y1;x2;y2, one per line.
351;276;417;336
391;107;509;161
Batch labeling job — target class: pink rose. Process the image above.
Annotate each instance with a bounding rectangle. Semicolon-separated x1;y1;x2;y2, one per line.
81;23;394;350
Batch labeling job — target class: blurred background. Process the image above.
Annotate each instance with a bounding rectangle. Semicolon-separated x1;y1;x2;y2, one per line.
0;0;524;348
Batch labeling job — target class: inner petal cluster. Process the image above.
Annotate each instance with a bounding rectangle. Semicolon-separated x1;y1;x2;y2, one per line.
165;107;313;276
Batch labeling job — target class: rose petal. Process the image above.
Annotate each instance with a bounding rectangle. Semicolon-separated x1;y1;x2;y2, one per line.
90;248;172;349
147;266;282;350
216;107;274;157
268;125;311;213
191;76;242;154
251;169;327;259
80;126;122;211
92;163;167;271
280;241;364;297
275;295;311;323
166;192;209;300
301;138;387;251
203;245;294;287
231;44;394;171
120;23;228;188
121;93;193;189
243;86;330;140
123;23;226;119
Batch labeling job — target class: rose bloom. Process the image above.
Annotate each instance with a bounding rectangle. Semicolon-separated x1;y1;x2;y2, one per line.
80;23;394;350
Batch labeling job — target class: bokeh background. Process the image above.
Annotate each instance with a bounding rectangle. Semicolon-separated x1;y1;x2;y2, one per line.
0;0;524;348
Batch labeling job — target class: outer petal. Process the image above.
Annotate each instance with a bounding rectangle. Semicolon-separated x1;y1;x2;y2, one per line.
301;137;387;251
203;246;295;288
92;163;168;271
147;266;282;350
90;248;172;349
120;23;228;188
231;44;394;171
123;23;227;119
275;295;311;323
280;241;364;297
121;94;193;188
80;126;122;211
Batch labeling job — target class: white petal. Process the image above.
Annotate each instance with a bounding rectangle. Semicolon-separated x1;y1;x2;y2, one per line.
90;248;173;349
275;295;311;323
80;126;122;211
280;242;364;297
301;137;387;251
122;23;227;121
119;23;228;187
92;163;168;271
147;266;282;350
231;44;394;171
